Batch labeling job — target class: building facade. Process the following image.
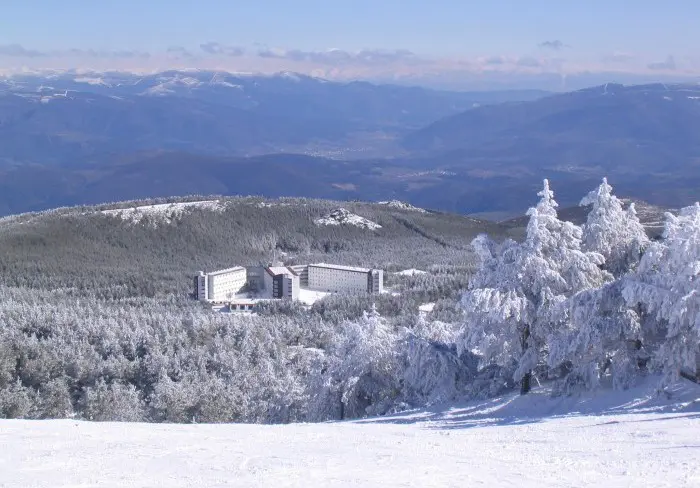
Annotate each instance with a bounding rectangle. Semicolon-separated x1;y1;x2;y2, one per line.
195;267;247;303
265;266;300;300
307;263;383;294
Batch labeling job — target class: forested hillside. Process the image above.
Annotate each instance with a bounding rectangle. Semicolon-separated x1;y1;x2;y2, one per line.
0;188;697;424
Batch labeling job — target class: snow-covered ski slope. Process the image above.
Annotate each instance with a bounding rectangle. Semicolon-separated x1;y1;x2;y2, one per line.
2;380;698;488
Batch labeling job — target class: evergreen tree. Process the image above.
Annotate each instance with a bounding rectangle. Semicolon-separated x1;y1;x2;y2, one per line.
623;203;700;385
461;180;610;394
580;178;649;277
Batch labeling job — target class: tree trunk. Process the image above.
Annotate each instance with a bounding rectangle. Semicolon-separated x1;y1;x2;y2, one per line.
520;325;532;395
520;371;532;395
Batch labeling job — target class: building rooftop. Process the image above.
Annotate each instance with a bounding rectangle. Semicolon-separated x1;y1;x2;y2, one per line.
206;266;246;276
267;266;299;277
309;263;375;273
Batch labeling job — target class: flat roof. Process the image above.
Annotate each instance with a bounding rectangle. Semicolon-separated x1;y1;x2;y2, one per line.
309;263;376;273
267;266;299;277
206;266;246;276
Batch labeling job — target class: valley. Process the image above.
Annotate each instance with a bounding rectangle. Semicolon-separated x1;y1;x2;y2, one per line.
2;71;700;218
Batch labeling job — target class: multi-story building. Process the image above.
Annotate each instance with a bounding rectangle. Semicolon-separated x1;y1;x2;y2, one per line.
307;263;383;294
264;266;300;300
245;264;301;300
194;266;247;303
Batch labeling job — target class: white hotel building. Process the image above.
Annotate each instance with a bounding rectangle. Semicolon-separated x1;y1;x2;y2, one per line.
307;263;383;294
195;266;247;303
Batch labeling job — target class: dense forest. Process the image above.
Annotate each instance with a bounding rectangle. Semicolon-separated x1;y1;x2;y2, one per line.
0;189;697;422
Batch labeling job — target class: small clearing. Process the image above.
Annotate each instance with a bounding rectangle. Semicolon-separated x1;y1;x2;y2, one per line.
377;200;427;213
101;200;224;224
395;268;427;277
297;288;330;306
314;208;381;230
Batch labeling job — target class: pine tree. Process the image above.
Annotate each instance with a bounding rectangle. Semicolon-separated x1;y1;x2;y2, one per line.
461;180;610;394
623;203;700;385
548;179;650;391
580;178;649;277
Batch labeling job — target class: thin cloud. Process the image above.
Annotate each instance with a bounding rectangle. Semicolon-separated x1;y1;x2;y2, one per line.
602;51;634;64
256;47;418;66
0;44;45;57
648;55;676;71
199;42;244;56
167;46;193;58
483;55;506;65
516;56;543;68
0;45;150;59
539;40;567;50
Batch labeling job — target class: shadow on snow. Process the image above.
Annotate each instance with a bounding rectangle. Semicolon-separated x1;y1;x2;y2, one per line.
353;379;700;430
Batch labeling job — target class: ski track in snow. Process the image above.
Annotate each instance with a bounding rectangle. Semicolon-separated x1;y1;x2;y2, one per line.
2;383;699;487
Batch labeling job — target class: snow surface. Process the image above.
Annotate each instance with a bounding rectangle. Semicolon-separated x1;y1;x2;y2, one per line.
74;77;111;86
100;200;224;224
419;302;435;313
314;208;382;230
395;268;427;276
377;200;427;213
2;381;698;487
297;288;330;306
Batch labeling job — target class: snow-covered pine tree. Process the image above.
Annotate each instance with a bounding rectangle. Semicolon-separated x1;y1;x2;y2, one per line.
622;203;700;386
549;179;651;392
461;180;611;394
311;305;401;419
555;280;642;391
580;178;649;277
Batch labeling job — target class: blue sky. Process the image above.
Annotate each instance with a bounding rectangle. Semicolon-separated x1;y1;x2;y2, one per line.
1;1;698;90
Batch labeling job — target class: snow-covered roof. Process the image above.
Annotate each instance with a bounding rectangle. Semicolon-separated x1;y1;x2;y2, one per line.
309;263;376;273
266;266;298;277
206;266;246;276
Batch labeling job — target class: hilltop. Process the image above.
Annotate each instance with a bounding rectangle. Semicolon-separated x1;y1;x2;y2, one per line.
0;196;509;298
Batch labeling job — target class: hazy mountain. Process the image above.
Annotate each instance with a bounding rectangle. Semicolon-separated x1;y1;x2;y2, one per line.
0;70;547;163
1;74;698;218
404;83;700;174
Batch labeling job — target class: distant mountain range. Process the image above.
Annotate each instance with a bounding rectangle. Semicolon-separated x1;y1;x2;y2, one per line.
0;70;545;163
0;72;698;217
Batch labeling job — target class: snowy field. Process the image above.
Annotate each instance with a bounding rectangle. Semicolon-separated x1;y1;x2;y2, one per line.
100;200;224;224
297;288;330;306
2;381;698;488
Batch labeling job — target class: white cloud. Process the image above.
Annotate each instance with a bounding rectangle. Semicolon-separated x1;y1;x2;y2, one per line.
1;43;698;90
539;40;567;50
647;55;676;71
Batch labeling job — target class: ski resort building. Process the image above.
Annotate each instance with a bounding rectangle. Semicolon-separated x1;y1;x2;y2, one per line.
194;267;247;303
246;265;300;300
307;263;383;294
264;266;300;300
194;262;382;305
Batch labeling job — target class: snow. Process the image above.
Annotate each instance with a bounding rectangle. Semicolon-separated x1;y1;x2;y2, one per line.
315;208;382;230
100;200;224;224
74;76;110;86
395;268;427;276
419;302;435;313
142;83;175;96
377;200;427;213
297;288;330;305
2;381;698;487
